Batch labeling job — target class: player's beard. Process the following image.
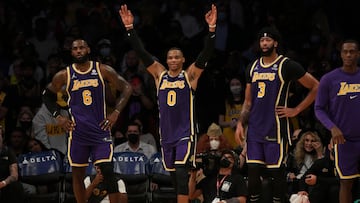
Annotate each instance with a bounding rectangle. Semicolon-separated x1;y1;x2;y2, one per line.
261;45;275;56
73;54;90;64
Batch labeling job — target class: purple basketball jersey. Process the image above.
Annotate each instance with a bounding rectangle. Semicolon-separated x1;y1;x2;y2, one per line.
157;70;195;144
66;61;110;144
247;55;291;143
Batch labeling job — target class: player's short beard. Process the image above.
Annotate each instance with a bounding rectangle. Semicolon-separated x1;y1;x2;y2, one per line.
73;54;89;64
261;45;275;56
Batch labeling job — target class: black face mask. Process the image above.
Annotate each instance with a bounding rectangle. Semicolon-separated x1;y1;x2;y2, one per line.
219;157;232;168
114;137;127;146
127;133;139;144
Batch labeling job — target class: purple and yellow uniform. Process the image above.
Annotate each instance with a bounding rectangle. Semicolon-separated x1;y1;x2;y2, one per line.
66;61;113;167
157;70;196;171
315;68;360;179
246;55;305;167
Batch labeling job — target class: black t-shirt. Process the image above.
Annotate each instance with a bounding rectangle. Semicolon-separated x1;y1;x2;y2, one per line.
0;146;17;180
197;173;248;203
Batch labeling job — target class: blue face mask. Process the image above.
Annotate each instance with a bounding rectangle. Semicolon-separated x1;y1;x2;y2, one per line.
100;47;111;56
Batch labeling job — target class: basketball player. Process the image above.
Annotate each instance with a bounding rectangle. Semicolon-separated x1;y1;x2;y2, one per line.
119;4;217;203
43;39;132;203
235;26;319;202
315;39;360;203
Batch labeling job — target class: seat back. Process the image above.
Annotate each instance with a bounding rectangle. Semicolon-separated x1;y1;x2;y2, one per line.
62;157;96;203
18;150;64;185
148;152;173;185
18;150;64;203
113;151;149;203
148;152;176;202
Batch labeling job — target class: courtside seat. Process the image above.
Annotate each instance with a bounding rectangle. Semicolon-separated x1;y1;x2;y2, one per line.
18;149;64;203
113;151;149;203
62;158;96;203
148;152;176;203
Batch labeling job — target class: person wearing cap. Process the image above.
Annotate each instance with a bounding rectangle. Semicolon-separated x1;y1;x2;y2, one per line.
197;123;232;154
235;26;319;203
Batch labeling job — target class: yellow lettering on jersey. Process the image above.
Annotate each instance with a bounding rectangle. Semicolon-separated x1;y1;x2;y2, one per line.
337;82;360;95
159;80;185;90
71;79;99;91
252;72;276;82
46;124;66;135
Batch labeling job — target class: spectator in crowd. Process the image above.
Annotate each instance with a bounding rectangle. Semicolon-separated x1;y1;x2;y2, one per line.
0;126;25;203
114;122;157;159
296;140;339;203
130;113;157;150
16;106;34;137
111;128;127;147
0;73;9;135
26;137;49;153
85;165;128;203
33;94;69;156
286;130;324;194
218;76;245;148
7;127;28;157
197;122;233;154
28;17;59;65
189;149;248;203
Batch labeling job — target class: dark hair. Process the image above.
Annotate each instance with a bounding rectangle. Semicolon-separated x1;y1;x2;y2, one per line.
221;149;240;170
26;138;49;153
341;39;359;50
127;121;142;132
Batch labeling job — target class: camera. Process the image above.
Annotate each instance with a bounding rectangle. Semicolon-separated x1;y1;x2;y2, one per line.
195;150;221;176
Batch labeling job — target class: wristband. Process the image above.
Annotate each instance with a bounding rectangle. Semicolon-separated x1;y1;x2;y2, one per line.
125;24;133;28
2;180;6;185
209;24;216;28
114;109;120;113
52;110;60;118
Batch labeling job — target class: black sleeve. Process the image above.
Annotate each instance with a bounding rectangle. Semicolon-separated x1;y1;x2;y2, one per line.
194;32;216;69
126;29;155;67
42;88;60;117
281;59;306;82
245;62;254;84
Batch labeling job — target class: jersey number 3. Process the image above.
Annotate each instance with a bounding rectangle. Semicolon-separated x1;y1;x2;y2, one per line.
257;82;266;98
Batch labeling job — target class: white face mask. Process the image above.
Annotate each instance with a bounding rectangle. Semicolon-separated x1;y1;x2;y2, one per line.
230;85;242;95
209;140;220;150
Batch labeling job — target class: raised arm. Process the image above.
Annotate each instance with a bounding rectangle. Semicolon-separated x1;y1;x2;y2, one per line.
187;4;217;89
119;4;165;83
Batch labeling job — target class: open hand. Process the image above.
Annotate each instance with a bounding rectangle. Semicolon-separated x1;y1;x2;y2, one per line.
119;4;134;27
205;4;217;26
